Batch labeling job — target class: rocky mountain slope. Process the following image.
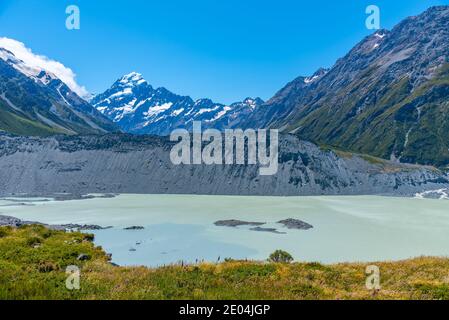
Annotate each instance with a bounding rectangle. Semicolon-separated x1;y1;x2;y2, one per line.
91;72;263;136
0;47;118;136
0;133;447;196
239;6;449;168
91;7;449;169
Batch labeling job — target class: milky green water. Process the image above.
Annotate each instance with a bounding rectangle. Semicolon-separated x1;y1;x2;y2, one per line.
1;195;449;267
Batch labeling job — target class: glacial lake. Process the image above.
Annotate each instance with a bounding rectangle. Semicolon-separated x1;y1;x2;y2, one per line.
1;194;449;267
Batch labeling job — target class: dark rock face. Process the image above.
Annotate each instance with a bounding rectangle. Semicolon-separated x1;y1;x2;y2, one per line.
238;6;449;168
0;133;448;197
278;219;314;230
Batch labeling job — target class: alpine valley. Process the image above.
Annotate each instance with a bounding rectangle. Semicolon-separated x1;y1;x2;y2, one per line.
91;6;449;170
0;6;449;197
3;3;449;303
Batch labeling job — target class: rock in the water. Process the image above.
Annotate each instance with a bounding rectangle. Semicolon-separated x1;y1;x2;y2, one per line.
60;224;112;231
214;220;266;228
124;226;145;230
278;219;313;230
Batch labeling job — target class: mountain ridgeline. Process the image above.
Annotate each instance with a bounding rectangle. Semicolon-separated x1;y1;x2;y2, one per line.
90;6;449;169
0;47;119;136
239;6;449;168
91;72;264;136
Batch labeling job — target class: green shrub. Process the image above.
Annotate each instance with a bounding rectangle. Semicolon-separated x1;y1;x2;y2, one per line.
83;234;95;242
38;261;58;273
414;283;449;300
268;250;294;263
0;228;10;238
1;225;449;300
26;236;42;247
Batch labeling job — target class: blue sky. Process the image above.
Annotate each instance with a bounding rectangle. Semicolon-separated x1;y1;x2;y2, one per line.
0;0;447;103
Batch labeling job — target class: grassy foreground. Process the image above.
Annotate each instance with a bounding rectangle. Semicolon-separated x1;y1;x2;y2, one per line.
1;225;449;300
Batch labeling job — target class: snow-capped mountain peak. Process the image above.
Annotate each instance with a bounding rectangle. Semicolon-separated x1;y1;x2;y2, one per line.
242;97;264;110
0;45;118;135
92;72;264;135
0;47;59;86
194;98;214;106
118;72;147;86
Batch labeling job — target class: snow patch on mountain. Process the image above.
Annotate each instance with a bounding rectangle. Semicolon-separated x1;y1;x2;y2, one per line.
145;102;173;117
0;37;90;99
303;68;329;84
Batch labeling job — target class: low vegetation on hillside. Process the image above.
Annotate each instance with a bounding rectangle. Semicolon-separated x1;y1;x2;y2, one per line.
1;225;449;300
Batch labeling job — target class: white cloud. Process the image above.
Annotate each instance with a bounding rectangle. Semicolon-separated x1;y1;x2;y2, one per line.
0;37;90;99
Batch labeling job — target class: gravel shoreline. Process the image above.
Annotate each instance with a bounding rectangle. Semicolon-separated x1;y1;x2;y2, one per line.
0;214;111;231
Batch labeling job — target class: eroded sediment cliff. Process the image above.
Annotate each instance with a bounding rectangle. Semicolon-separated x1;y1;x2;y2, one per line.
0;133;447;196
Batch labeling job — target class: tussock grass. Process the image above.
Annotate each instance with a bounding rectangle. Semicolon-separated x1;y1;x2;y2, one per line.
1;225;449;300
